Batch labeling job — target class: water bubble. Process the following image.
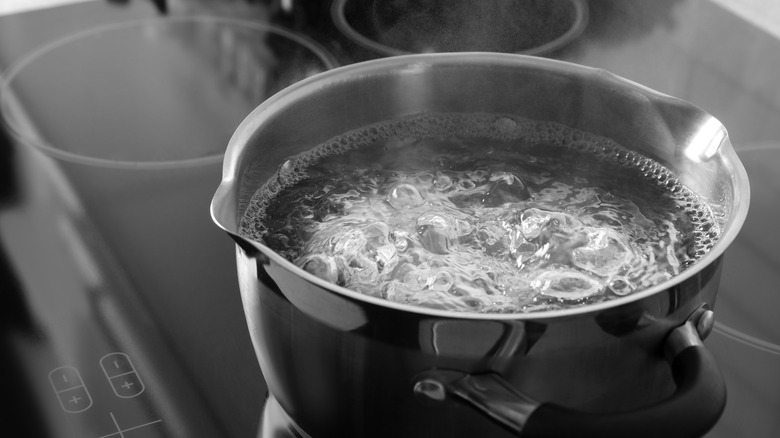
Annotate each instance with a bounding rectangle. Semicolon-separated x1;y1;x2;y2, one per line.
417;211;472;241
420;226;451;254
361;222;397;273
430;271;454;291
392;262;416;282
531;269;603;301
387;183;425;209
494;117;518;134
481;173;530;207
519;209;550;241
433;174;454;191
375;244;398;270
299;254;342;285
459;180;477;190
462;297;483;310
519;208;582;241
417;212;451;229
449;288;468;297
571;228;634;277
475;210;536;260
384;281;423;304
512;241;540;265
417;173;435;185
332;228;367;257
390;230;411;252
381;281;398;299
607;277;633;296
477;224;508;257
347;254;379;284
455;219;474;237
279;159;294;174
449;188;486;207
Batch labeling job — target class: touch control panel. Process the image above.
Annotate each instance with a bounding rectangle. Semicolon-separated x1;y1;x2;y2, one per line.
48;351;164;437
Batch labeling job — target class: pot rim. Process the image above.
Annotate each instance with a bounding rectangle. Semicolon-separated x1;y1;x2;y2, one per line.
214;52;751;320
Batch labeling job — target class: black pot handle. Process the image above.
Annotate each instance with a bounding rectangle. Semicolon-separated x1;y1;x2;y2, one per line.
414;311;726;438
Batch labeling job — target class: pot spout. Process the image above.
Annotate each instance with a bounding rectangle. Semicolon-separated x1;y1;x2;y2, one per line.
210;179;238;233
211;179;264;258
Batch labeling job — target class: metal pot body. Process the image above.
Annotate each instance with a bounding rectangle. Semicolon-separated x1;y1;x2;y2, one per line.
212;54;749;437
238;249;722;437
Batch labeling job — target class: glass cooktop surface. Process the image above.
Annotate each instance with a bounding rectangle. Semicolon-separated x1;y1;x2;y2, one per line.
1;1;778;437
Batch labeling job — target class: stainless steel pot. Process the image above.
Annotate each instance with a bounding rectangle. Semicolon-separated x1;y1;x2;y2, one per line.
211;53;749;437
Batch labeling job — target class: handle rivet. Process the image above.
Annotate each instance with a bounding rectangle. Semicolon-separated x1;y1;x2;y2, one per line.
414;378;446;402
696;309;715;340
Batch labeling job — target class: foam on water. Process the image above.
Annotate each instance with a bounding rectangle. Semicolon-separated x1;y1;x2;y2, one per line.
239;113;721;313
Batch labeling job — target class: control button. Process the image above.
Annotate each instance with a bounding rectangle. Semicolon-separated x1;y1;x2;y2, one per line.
56;386;93;413
100;353;135;378
101;352;145;398
49;366;92;413
49;366;83;392
109;372;145;398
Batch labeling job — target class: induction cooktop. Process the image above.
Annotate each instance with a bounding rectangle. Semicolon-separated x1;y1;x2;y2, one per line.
1;1;778;437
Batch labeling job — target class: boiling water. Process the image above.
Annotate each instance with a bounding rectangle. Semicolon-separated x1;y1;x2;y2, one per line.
240;114;720;313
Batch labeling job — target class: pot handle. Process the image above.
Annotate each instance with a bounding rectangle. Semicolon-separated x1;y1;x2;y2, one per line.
414;311;726;438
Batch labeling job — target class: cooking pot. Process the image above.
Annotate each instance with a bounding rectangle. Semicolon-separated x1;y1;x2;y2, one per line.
211;53;749;437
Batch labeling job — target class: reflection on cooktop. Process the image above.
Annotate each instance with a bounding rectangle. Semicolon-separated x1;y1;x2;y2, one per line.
706;144;780;438
716;144;780;351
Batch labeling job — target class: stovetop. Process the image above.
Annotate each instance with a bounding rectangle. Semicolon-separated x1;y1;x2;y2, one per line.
1;1;778;437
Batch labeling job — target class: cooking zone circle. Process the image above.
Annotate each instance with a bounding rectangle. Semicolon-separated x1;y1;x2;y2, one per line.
331;0;589;56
